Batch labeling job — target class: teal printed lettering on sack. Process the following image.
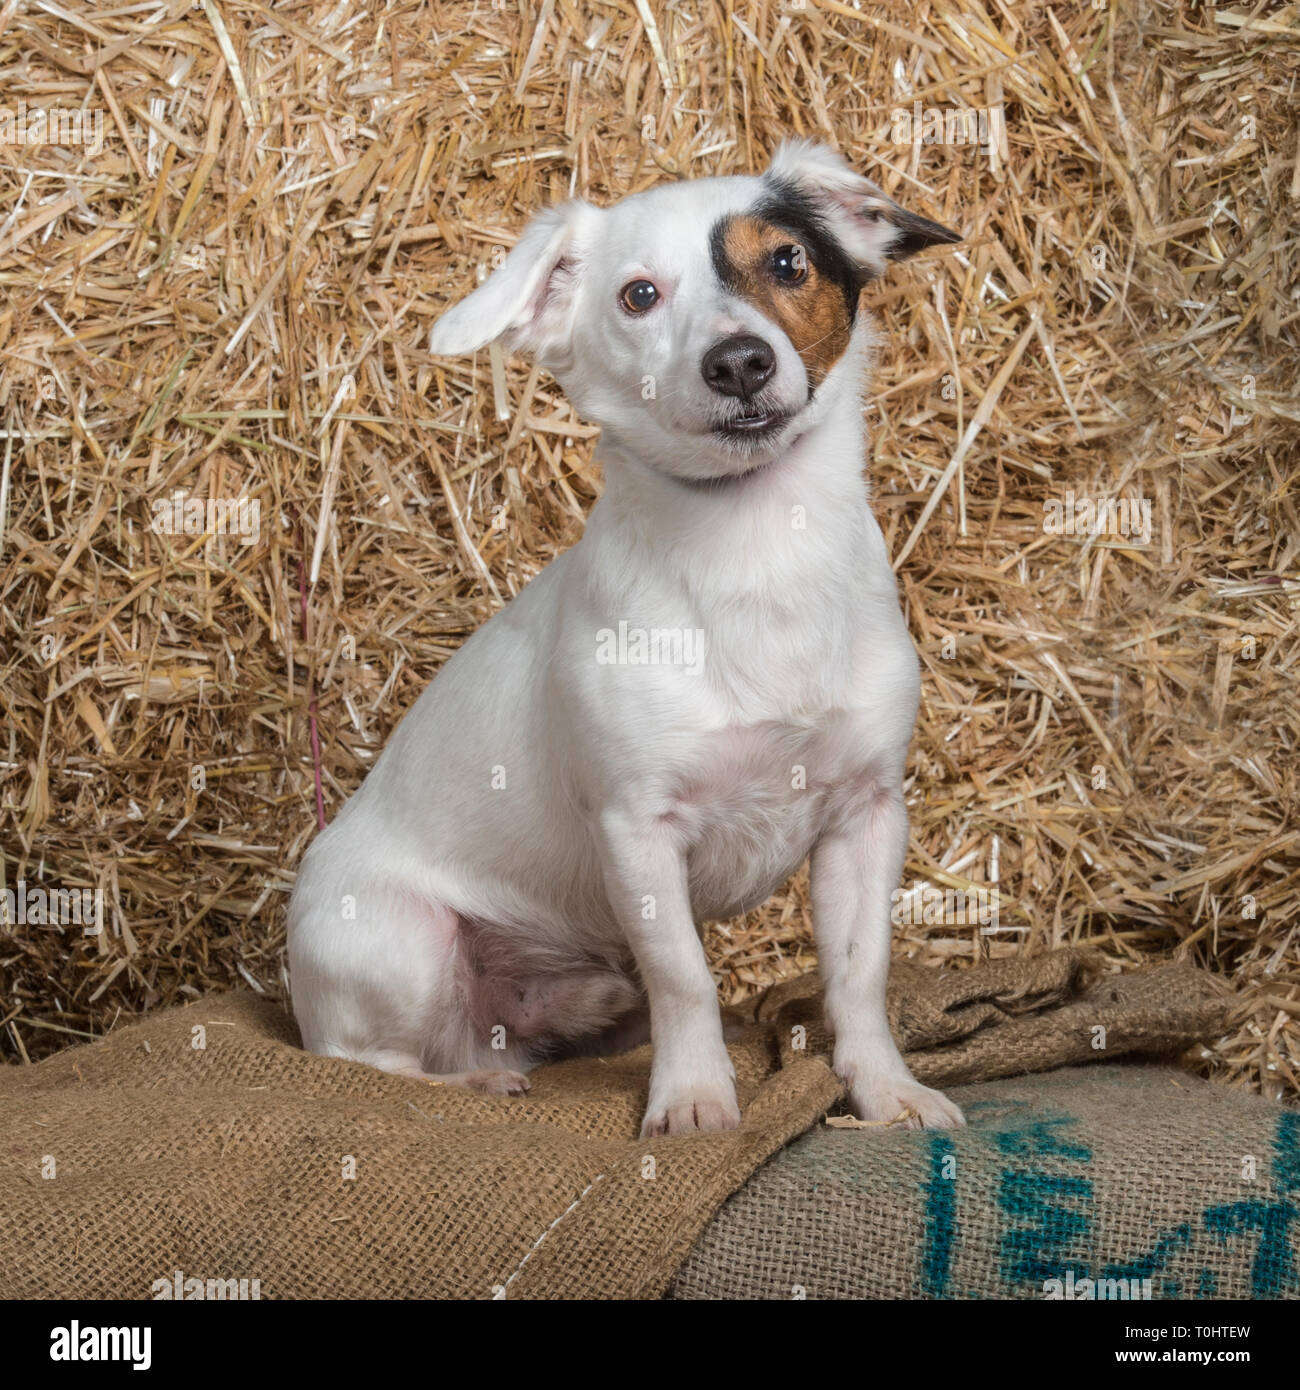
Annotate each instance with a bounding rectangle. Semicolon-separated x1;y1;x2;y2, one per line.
921;1135;957;1298
998;1170;1093;1284
1274;1109;1300;1193
992;1113;1093;1288
1056;1111;1300;1299
1202;1200;1297;1297
1102;1223;1193;1284
956;1097;1300;1298
991;1116;1092;1162
1200;1114;1300;1300
1200;1111;1300;1298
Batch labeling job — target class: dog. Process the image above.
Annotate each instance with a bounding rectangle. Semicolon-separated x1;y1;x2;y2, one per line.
287;140;965;1135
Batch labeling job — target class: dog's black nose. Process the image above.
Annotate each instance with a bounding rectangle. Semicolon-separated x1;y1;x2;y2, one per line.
701;334;776;400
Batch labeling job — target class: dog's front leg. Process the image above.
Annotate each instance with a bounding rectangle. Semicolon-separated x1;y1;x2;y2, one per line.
599;810;739;1137
811;787;965;1129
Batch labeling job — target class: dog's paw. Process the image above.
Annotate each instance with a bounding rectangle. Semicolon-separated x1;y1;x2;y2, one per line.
844;1071;965;1130
640;1083;741;1138
459;1068;532;1097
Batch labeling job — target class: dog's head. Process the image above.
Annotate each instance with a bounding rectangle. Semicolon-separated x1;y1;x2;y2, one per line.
430;140;959;483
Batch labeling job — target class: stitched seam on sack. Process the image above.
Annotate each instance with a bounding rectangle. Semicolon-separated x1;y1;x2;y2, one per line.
500;1172;608;1296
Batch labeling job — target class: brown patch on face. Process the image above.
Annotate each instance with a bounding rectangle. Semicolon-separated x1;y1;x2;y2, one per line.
712;216;854;389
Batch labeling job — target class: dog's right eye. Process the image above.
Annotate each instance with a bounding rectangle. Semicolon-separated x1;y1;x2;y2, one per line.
771;244;809;284
620;280;659;314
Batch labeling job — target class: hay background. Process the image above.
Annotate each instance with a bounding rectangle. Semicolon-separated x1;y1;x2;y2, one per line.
0;1;1296;1099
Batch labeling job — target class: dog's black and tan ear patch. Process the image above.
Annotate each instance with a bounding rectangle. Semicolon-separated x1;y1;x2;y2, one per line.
709;206;860;390
882;205;964;260
710;144;961;389
762;139;961;277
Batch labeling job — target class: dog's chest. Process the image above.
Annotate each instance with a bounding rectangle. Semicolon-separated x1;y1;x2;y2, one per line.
657;594;918;921
670;714;882;921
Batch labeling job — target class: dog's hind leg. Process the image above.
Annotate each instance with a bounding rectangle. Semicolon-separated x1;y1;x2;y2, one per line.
287;850;537;1092
348;1048;531;1096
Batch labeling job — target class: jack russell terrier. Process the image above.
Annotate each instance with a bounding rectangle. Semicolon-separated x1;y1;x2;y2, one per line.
288;140;965;1135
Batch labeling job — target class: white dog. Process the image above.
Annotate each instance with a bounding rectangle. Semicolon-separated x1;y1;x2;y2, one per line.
287;140;965;1135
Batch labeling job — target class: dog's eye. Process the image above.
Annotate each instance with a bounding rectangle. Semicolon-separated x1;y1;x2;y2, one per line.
620;279;659;313
770;244;808;285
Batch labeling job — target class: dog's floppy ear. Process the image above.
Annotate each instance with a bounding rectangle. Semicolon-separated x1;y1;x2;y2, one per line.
763;140;960;278
429;201;590;361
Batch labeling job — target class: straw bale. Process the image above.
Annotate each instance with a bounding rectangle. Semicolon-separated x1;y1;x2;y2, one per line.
0;1;1295;1100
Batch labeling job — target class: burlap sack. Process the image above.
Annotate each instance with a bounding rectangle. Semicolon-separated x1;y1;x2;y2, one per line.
669;1064;1300;1300
756;953;1232;1086
0;950;1233;1299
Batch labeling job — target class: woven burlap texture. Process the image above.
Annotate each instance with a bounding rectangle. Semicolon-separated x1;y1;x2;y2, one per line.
1;949;1230;1298
669;1064;1299;1300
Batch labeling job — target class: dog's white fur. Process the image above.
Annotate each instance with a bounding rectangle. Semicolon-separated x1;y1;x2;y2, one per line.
287;141;965;1134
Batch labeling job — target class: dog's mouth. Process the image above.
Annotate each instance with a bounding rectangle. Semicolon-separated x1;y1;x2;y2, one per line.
681;406;804;488
711;406;791;442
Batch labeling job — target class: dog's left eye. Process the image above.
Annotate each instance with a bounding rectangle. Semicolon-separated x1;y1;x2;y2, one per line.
771;244;808;284
620;280;659;313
